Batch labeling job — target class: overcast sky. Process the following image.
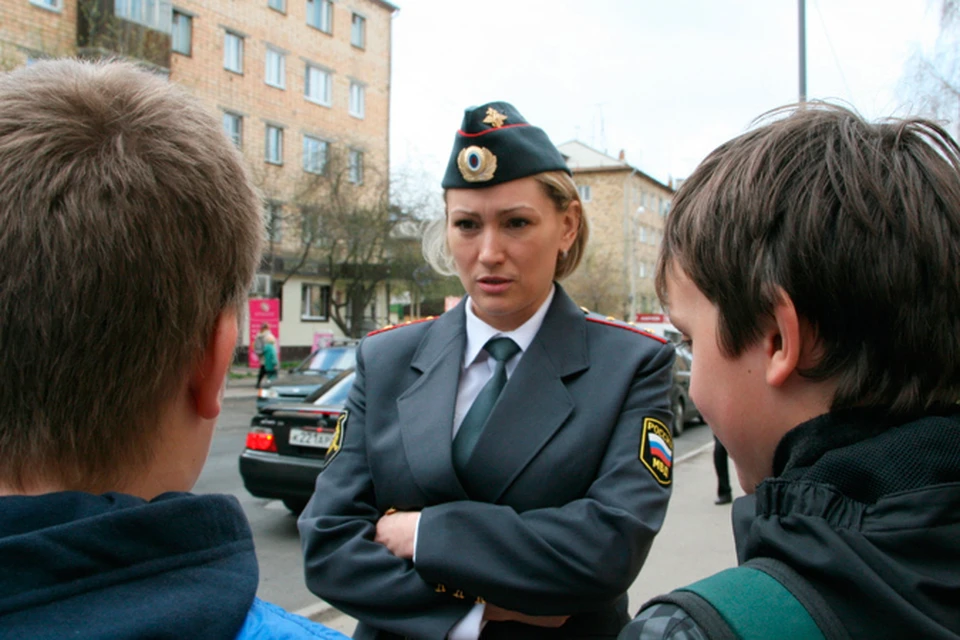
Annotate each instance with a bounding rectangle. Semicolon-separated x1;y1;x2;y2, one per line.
387;0;941;195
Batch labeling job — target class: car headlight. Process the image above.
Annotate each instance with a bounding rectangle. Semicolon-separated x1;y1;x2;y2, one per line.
258;388;278;399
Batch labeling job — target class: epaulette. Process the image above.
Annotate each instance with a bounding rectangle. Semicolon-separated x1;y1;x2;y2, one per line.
581;307;667;344
366;316;437;337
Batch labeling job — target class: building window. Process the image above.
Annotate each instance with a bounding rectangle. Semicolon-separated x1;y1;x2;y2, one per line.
265;125;284;165
171;10;192;55
30;0;62;11
349;82;365;119
306;0;332;33
114;0;171;31
268;0;285;11
348;149;363;184
304;64;332;105
265;202;283;243
577;184;591;202
265;47;286;89
351;13;366;48
223;112;242;148
224;32;244;74
303;135;328;175
302;284;331;320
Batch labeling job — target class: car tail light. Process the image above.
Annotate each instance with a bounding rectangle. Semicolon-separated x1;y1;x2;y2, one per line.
246;427;277;452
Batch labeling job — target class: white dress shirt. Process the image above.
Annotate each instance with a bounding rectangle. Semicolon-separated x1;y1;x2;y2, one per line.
436;286;556;640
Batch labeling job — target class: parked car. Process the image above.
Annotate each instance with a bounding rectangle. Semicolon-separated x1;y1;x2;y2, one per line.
670;342;701;436
240;368;356;514
256;340;357;409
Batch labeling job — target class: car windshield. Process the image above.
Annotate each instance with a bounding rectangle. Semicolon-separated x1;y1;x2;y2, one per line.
299;347;356;373
313;372;356;406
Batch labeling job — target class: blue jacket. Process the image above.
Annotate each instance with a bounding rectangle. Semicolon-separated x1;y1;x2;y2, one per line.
0;491;346;640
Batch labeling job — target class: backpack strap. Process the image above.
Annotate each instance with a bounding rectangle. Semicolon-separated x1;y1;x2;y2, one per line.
640;558;849;640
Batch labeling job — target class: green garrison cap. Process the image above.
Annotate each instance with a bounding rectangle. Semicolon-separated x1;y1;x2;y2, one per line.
441;101;572;189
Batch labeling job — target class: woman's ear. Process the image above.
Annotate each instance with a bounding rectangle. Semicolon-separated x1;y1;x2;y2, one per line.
561;199;581;251
189;310;239;420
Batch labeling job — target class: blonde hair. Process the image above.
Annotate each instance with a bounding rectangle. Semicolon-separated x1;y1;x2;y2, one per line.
423;170;589;279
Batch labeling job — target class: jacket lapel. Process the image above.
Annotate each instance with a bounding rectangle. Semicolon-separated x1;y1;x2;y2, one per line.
397;300;470;502
460;285;590;502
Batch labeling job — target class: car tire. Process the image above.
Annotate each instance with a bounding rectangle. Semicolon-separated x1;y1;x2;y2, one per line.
283;498;309;515
671;397;685;437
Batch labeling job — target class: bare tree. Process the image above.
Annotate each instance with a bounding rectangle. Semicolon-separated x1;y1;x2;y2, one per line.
562;246;628;318
900;0;960;138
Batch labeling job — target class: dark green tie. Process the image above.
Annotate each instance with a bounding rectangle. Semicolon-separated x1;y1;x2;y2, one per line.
453;337;521;474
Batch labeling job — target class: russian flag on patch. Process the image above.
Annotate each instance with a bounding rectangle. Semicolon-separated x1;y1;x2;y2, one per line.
648;432;673;467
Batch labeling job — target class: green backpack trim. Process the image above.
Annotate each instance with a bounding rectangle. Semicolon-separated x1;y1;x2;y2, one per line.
678;566;825;640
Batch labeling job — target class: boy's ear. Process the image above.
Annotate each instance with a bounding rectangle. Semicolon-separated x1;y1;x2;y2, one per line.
765;289;804;388
190;310;239;420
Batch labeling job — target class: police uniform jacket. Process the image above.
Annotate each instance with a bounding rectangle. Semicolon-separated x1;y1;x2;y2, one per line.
300;285;675;640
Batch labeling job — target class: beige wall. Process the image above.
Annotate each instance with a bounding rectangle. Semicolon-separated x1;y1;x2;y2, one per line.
563;168;673;319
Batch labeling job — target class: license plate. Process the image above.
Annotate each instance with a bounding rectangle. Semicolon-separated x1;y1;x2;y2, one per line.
289;428;334;449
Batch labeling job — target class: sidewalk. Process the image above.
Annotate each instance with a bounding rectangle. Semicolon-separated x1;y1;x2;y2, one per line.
225;366;259;400
301;443;745;634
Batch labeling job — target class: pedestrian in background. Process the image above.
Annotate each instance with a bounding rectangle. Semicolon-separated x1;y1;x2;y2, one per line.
621;103;960;638
254;322;275;388
0;58;345;640
712;435;731;505
262;332;279;384
300;101;675;639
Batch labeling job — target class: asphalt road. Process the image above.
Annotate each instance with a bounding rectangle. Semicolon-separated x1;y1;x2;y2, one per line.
193;396;717;620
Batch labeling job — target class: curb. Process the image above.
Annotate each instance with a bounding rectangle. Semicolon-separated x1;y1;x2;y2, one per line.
293;439;716;623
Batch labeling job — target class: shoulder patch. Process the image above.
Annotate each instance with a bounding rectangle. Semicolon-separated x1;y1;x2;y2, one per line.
366;315;437;337
639;417;673;485
324;410;348;466
585;316;668;343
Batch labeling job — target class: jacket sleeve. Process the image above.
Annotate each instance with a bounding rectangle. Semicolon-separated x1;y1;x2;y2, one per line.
414;340;675;615
298;339;472;640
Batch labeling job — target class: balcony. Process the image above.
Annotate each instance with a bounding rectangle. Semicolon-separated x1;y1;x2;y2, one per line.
77;0;171;70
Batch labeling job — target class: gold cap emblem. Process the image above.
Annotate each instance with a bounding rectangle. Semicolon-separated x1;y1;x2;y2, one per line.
482;107;508;128
457;146;497;182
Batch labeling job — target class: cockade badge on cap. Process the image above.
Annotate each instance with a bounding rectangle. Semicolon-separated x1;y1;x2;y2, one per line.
457;145;498;182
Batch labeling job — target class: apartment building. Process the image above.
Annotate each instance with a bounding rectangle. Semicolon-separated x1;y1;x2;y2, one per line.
557;140;674;320
0;0;398;357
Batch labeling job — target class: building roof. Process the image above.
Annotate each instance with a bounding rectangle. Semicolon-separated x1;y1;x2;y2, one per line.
372;0;400;12
558;140;673;192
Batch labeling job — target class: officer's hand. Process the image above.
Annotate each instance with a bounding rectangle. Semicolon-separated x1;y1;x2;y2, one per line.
483;604;570;628
375;510;420;559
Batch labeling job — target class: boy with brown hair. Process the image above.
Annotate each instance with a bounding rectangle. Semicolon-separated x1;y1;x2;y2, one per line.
621;104;960;639
0;59;344;639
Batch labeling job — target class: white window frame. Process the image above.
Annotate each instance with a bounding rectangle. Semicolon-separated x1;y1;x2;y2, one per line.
224;32;244;74
268;0;285;12
577;184;591;202
30;0;63;11
265;47;286;89
349;81;365;119
171;10;192;55
348;149;363;184
304;64;332;106
306;0;333;33
302;135;328;175
223;112;242;148
265;125;284;165
301;284;331;321
351;13;366;48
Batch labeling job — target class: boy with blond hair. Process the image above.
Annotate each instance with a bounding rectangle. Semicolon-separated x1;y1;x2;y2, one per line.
622;104;960;639
0;59;344;639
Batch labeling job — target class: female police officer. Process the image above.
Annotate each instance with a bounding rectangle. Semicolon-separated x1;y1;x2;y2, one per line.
299;102;675;640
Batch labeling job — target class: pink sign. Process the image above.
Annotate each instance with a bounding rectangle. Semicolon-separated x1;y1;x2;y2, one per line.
444;296;462;312
249;298;281;368
312;331;334;352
